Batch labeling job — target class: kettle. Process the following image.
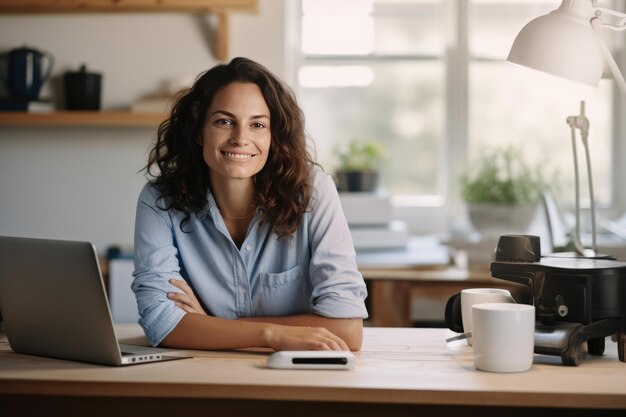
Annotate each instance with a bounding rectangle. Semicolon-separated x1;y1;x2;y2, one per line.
0;46;54;101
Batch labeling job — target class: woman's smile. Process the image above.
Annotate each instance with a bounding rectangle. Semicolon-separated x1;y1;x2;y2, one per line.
221;150;257;161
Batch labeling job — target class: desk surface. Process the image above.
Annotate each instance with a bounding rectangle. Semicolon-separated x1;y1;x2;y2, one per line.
1;325;625;416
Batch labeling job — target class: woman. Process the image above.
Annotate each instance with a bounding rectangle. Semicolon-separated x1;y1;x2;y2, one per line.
132;57;368;352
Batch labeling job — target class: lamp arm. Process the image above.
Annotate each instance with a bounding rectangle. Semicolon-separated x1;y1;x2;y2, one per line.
581;132;598;253
567;101;596;256
594;7;626;31
567;123;586;256
590;17;626;95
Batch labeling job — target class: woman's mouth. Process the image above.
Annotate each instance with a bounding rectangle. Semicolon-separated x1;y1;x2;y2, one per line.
221;151;256;160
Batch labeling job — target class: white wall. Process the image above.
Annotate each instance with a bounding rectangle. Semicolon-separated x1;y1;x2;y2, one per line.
0;0;285;253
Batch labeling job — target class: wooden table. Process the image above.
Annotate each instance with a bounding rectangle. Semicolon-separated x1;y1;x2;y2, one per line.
1;325;625;417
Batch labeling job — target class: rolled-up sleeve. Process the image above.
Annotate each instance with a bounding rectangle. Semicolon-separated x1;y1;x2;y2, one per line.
307;172;369;319
132;184;186;346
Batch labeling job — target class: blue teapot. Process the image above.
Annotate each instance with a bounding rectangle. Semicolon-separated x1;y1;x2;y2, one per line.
0;46;54;100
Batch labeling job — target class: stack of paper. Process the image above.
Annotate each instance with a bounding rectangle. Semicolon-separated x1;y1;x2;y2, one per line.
339;193;409;249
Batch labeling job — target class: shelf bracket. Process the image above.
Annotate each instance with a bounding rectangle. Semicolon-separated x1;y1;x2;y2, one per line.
215;11;229;62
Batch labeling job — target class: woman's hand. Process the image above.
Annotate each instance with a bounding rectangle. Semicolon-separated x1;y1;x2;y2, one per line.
167;279;207;315
261;324;350;351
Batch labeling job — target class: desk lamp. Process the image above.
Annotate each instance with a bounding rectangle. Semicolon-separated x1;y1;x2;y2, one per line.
507;0;626;257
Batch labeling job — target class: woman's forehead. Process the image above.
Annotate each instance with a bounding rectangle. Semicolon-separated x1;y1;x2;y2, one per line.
208;82;270;117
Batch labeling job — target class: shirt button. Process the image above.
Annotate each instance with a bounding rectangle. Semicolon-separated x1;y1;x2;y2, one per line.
245;244;252;251
241;287;247;294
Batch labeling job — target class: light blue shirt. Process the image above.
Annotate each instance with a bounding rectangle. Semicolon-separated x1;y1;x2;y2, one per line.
132;167;368;346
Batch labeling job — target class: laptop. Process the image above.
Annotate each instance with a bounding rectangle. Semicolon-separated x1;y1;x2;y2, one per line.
0;235;189;366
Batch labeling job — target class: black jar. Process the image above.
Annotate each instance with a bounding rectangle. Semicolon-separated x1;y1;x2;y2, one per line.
64;64;102;110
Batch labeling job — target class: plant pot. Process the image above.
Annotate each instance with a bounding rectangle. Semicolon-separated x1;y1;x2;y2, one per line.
336;170;379;192
468;203;537;238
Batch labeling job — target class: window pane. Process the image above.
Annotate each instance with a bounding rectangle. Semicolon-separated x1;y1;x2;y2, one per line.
469;1;556;59
373;1;443;55
302;15;375;55
468;0;616;208
298;0;445;199
298;66;375;88
303;0;373;15
301;0;444;56
299;61;444;196
468;62;613;206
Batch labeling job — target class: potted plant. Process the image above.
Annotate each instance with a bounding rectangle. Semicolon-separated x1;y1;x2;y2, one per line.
335;140;386;192
461;146;549;237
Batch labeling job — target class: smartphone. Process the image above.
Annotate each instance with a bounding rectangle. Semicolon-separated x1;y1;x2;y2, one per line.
266;350;355;370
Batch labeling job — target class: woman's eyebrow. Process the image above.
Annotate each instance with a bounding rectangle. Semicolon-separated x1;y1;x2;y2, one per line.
210;110;236;118
210;110;269;120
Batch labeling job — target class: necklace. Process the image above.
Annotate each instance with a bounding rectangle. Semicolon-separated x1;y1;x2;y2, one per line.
219;209;255;221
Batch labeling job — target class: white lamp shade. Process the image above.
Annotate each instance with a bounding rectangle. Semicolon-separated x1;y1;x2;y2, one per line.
507;3;604;87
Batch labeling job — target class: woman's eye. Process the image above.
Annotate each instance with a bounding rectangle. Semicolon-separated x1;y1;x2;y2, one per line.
251;122;266;129
215;119;234;126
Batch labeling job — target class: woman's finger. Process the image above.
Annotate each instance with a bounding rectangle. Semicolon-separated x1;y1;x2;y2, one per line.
315;327;350;351
169;278;193;295
266;325;350;352
167;281;208;315
330;334;350;351
168;292;201;312
168;292;193;305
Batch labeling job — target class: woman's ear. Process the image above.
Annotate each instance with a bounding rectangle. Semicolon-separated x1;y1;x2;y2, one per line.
196;135;203;146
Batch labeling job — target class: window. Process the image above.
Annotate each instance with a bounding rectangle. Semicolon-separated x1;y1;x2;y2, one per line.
468;0;616;208
295;0;445;202
288;0;625;232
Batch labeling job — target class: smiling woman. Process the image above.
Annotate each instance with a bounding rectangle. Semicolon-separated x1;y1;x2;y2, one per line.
132;57;368;353
198;82;271;246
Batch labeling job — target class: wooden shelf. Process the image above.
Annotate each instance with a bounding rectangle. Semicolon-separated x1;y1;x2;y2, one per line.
0;0;259;126
0;0;257;14
0;0;258;61
0;111;167;127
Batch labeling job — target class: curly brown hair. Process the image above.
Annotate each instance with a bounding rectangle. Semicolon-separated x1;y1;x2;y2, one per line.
145;57;315;238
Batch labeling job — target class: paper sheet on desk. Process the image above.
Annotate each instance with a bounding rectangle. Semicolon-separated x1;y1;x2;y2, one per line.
356;236;451;268
360;329;473;364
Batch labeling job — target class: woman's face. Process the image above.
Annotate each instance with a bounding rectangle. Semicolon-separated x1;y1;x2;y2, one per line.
200;82;271;183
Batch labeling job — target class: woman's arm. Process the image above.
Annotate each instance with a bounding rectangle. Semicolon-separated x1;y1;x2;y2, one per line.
305;171;369;328
160;313;351;351
166;278;360;351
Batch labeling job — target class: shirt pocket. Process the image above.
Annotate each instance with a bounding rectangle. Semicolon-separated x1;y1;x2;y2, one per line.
255;264;310;316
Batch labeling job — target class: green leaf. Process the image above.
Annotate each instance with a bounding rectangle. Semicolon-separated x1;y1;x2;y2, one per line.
461;146;551;204
336;140;386;171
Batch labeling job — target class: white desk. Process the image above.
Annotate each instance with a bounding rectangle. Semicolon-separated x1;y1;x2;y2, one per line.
1;325;625;417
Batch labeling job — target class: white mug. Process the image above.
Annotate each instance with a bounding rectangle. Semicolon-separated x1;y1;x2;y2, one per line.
461;288;515;345
472;303;535;373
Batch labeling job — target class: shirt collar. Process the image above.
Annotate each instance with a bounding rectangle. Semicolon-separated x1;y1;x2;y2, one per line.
196;188;218;221
196;187;264;221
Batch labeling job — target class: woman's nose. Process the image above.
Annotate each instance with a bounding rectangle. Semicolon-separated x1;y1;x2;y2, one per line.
229;126;249;147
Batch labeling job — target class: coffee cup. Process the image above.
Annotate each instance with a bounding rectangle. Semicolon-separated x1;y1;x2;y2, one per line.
472;303;535;373
461;288;515;345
